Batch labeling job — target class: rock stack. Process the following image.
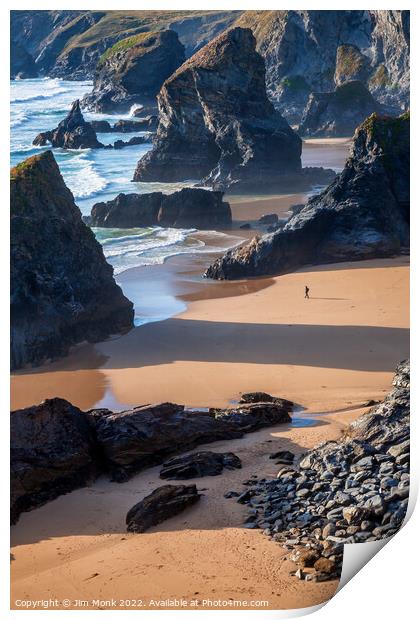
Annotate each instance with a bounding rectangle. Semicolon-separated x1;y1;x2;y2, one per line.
205;112;409;279
133;27;304;192
10;151;134;370
33;100;104;149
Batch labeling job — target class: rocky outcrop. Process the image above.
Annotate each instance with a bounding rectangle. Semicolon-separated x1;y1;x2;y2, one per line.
11;392;292;522
205;112;409;279
90;189;232;230
11;398;97;524
91;399;292;482
11;151;134;370
133;27;303;192
160;451;242;479
235;11;409;122
11;40;38;79
81;30;185;113
299;81;383;137
90;117;157;133
126;485;201;533
230;360;410;582
33;100;104;149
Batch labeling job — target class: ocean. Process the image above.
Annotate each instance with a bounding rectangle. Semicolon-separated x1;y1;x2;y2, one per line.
10;77;243;277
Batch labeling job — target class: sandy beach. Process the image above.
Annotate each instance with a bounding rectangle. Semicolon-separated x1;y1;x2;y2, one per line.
11;253;409;610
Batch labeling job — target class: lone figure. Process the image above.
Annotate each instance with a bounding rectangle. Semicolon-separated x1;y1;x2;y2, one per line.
305;285;310;299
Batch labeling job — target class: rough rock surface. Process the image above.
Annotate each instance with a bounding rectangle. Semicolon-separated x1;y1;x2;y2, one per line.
229;360;410;582
91;399;292;482
33;100;103;149
133;27;303;192
11;398;97;524
299;81;383;137
235;10;410;121
81;30;185;113
90;189;232;230
11;40;38;79
205;112;409;280
160;451;242;479
11;151;134;370
126;485;201;533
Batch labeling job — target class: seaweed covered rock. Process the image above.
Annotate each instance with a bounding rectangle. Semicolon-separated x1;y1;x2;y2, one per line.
90;188;232;230
33;100;103;149
133;27;303;191
11;151;134;370
299;81;383;137
11;398;97;524
81;30;185;113
205;112;409;279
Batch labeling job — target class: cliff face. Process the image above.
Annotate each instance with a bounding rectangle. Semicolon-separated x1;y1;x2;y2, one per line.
205;112;409;280
90;189;232;230
133;27;302;192
235;10;410;122
82;30;185;113
11;151;134;370
299;81;383;138
10;10;240;81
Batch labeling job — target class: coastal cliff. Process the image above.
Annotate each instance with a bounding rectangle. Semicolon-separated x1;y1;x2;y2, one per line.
11;151;134;370
133;27;302;191
205;112;409;279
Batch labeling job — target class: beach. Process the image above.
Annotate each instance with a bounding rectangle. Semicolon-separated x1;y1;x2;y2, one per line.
10;252;409;610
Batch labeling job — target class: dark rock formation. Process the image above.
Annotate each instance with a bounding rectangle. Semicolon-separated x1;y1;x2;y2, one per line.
239;392;294;411
33;100;104;149
81;30;185;113
299;81;383;137
90;188;232;230
11;40;38;79
234;360;410;581
10;392;292;521
11;151;134;370
235;11;410;121
113;117;158;132
126;485;201;533
90;399;291;482
90;120;113;132
11;398;97;524
159;451;242;479
113;136;150;149
133;27;303;192
205;112;409;279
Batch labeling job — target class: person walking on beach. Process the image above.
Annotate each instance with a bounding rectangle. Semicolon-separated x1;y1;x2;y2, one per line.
305;285;310;299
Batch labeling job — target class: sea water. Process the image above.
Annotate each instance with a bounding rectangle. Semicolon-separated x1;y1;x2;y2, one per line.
10;78;243;279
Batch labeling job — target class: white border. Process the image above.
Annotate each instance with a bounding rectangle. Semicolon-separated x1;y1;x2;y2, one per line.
2;1;418;618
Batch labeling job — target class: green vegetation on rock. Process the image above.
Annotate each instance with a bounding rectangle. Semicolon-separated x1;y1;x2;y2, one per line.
98;32;153;65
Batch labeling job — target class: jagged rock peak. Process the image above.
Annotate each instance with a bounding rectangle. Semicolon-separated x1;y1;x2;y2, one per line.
133;27;302;191
11;151;134;370
33;99;103;149
205;112;409;279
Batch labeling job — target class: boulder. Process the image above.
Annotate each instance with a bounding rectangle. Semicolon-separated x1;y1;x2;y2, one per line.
159;451;242;479
90;120;112;133
133;27;303;192
11;151;134;370
11;398;97;523
81;30;185;113
126;484;201;533
32;100;104;149
113;136;150;149
205;112;409;279
113;117;157;132
239;392;294;411
299;81;383;137
90;188;232;230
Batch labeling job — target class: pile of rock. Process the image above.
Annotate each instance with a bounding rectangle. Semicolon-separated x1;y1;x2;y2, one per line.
226;361;410;582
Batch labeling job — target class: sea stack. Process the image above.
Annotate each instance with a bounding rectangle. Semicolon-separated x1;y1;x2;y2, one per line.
33;99;103;149
81;30;185;113
11;151;134;370
133;27;302;191
205;112;409;279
